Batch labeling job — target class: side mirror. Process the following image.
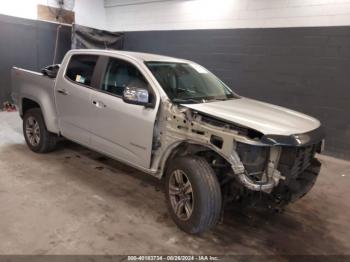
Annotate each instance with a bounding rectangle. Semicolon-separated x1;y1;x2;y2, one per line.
122;86;152;107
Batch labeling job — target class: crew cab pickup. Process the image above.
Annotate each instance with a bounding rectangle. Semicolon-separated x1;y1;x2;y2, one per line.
11;49;325;234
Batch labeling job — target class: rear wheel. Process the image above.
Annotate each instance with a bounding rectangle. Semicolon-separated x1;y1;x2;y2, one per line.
165;156;222;234
23;108;57;153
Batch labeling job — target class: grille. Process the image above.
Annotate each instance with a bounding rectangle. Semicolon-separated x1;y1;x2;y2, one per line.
278;144;317;180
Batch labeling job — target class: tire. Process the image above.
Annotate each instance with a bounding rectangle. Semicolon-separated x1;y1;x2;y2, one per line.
23;108;57;153
165;156;222;234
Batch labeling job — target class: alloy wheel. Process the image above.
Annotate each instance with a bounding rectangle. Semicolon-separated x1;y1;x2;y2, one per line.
168;169;194;221
25;116;41;147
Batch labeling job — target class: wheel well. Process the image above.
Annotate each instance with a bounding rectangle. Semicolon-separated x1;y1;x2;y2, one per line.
163;142;231;181
22;98;40;116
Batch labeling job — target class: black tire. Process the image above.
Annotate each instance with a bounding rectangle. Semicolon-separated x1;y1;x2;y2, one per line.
165;156;222;234
23;108;57;153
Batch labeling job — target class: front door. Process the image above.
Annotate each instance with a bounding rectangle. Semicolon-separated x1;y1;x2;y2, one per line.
90;57;158;169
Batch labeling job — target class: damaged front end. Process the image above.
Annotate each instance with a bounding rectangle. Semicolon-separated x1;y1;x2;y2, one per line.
233;141;322;207
153;101;324;208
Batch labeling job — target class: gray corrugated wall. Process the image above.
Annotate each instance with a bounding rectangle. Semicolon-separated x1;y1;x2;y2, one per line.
0;14;71;106
123;27;350;160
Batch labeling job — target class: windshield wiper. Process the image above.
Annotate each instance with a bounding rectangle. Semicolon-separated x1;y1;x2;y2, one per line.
206;96;236;102
172;98;204;104
209;98;227;101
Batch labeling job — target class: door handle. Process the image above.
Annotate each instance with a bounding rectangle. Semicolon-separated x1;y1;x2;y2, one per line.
57;89;68;95
92;100;107;108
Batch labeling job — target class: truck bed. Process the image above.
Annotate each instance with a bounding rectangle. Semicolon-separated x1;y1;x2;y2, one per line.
11;67;59;133
11;67;55;106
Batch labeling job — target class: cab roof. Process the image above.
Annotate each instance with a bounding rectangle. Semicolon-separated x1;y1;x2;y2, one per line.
70;49;189;63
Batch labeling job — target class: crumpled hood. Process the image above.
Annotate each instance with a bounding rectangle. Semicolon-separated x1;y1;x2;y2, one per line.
182;97;321;136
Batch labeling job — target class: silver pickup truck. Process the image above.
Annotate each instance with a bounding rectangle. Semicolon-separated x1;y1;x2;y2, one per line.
12;49;325;234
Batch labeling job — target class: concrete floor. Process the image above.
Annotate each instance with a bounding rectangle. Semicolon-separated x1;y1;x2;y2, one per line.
0;111;349;255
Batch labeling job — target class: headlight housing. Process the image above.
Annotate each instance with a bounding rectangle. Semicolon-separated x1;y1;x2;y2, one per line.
236;142;269;180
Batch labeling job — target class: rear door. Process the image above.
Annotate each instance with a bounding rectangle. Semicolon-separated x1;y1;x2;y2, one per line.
55;54;100;145
90;56;159;169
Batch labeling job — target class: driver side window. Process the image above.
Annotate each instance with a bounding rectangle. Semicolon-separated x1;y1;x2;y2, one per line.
102;58;149;97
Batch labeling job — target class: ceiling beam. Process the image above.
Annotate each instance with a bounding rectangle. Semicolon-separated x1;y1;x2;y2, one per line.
104;0;182;8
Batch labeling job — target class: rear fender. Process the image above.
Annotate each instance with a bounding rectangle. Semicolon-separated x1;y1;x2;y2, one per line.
21;95;59;134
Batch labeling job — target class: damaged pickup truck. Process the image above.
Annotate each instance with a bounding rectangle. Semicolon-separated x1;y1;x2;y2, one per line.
12;50;325;234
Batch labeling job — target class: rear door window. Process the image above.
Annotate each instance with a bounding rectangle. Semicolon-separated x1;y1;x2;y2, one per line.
66;55;98;87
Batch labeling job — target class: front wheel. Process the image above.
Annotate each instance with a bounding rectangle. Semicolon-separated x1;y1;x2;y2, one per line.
23;108;57;153
165;156;222;234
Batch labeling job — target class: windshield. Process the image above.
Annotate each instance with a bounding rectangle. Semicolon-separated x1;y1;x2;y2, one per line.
145;61;238;103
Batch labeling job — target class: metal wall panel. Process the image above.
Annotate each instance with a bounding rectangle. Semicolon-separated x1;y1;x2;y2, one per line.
0;14;71;106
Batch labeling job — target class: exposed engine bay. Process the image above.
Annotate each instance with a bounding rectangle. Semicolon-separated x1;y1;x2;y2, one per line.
151;101;324;208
